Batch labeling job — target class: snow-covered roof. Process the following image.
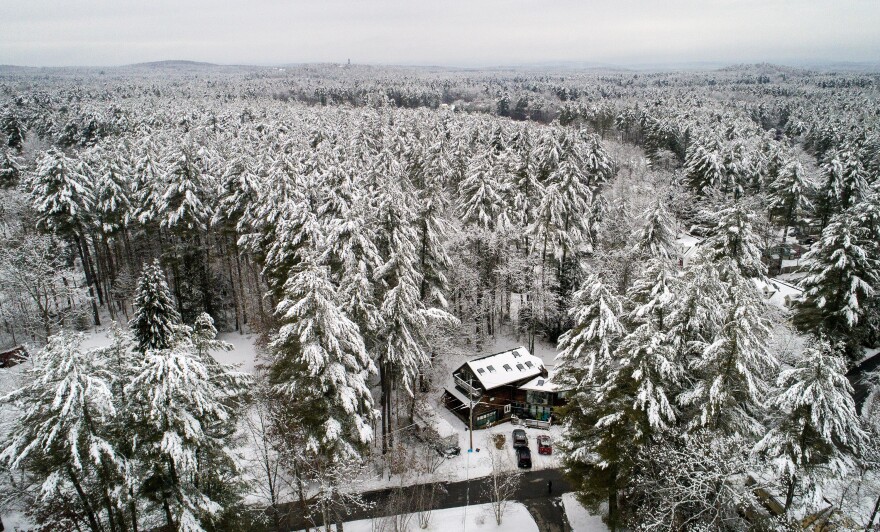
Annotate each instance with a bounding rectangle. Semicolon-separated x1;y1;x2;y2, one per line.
466;346;544;390
675;232;703;266
754;278;803;309
519;370;570;393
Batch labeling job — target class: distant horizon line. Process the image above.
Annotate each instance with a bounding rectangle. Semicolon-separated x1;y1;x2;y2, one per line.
2;58;880;72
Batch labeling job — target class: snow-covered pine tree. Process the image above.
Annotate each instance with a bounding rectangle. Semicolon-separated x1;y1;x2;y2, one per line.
1;332;126;532
0;148;21;188
190;312;250;406
323;200;384;344
754;338;866;511
554;274;629;531
29;147;102;323
816;145;870;227
556;273;626;383
414;172;453;306
262;184;325;300
373;175;457;452
158;148;212;232
766;157;813;245
269;260;377;460
793;213;879;352
664;257;726;378
681;274;777;436
634;197;677;260
126;334;245;532
457;148;510;232
627;257;679;331
130;259;181;353
132;144;166;225
608;319;683;435
89;145;133;236
1;109;25;152
684;138;725;196
700;200;768;280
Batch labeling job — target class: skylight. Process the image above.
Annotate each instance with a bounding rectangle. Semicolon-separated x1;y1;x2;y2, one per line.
525;361;533;368
503;364;512;372
487;365;496;373
477;368;485;374
516;364;525;371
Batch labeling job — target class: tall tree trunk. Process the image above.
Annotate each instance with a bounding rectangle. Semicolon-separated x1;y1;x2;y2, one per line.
784;473;797;512
865;492;880;532
74;235;102;326
129;487;138;532
67;467;104;532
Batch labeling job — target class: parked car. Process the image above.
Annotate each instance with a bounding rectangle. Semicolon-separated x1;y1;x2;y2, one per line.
516;446;532;469
537;435;552;455
512;429;528;448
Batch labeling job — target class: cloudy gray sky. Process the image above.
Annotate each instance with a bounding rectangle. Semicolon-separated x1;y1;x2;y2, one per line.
1;0;878;67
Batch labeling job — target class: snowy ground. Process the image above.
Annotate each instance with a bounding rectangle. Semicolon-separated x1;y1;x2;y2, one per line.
561;493;610;532
297;501;539;532
0;361;30;531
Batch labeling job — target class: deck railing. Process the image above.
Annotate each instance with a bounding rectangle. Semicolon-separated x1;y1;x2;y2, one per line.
454;374;482;399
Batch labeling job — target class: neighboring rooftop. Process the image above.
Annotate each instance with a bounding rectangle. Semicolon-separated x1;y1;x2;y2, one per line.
519;370;570;393
466;346;545;390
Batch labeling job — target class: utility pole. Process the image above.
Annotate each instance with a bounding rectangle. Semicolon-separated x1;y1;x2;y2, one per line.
469;396;474;451
467;375;477;451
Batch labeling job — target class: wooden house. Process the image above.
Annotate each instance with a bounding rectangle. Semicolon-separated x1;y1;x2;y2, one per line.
442;346;570;429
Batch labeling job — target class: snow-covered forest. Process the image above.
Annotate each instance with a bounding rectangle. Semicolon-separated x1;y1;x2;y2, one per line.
1;62;880;531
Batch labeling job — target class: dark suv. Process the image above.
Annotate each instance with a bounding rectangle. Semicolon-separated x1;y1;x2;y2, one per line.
512;429;528;448
516;446;532;468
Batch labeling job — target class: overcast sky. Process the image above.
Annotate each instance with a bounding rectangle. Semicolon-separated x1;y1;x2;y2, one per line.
1;0;878;67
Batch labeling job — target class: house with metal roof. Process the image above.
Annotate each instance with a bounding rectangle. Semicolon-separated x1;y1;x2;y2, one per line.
442;346;571;429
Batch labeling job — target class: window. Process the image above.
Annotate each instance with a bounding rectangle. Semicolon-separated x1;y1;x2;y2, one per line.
477;368;485;375
503;404;512;414
527;390;549;405
475;410;497;427
516;364;525;371
513;352;522;358
503;364;512;372
525;361;534;368
537;379;545;387
487;365;496;373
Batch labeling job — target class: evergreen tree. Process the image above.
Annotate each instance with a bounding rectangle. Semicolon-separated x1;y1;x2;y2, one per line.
1;332;126;532
681;275;777;436
126;335;245;532
2;109;25;152
458;148;510;232
701;201;767;280
684;138;724;196
158;149;212;232
755;338;866;511
131;259;181;353
816;146;869;226
269;261;377;460
634;197;677;259
556;274;626;382
766;158;813;244
0;149;21;188
628;257;678;331
794;213;879;353
30;148;103;323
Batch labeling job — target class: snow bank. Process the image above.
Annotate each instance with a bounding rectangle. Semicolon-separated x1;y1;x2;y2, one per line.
299;501;538;532
561;493;609;532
